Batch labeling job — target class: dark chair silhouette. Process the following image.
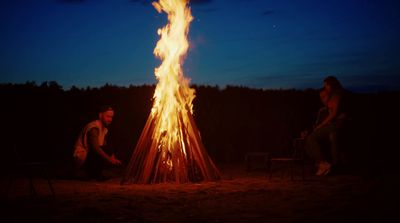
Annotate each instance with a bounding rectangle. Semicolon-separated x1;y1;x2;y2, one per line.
6;145;55;198
266;138;306;180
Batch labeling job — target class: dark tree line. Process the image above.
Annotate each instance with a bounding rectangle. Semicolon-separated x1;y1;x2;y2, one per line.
1;82;399;176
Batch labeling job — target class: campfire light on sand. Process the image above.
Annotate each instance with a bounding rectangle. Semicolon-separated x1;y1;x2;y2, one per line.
121;0;220;184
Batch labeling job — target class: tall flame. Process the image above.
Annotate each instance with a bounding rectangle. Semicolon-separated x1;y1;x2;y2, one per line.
151;0;195;163
121;0;220;184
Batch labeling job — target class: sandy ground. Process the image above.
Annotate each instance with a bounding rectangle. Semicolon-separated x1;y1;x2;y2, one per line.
1;164;398;223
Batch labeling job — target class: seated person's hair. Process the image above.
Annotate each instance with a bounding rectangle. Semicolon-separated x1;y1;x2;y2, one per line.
99;105;114;113
324;76;343;90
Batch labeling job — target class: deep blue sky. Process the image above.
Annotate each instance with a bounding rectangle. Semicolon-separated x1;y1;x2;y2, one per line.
1;0;399;91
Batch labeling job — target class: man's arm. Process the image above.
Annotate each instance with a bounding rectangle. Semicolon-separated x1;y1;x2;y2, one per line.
315;94;340;130
87;128;115;164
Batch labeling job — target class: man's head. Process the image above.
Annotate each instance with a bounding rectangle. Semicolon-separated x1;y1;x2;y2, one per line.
98;105;114;127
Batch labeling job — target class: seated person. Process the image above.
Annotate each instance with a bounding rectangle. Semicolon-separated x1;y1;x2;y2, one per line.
73;106;121;180
306;76;347;176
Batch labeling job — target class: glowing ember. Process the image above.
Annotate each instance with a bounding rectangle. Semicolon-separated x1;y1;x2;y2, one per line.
121;0;220;184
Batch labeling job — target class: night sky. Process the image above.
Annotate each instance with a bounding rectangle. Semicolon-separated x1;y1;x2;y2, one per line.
1;0;399;92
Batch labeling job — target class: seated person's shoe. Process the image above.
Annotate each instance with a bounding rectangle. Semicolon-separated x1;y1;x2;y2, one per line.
316;162;331;176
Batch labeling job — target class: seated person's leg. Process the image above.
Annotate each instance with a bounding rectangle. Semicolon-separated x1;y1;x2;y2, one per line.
84;151;106;179
306;125;336;175
306;127;331;164
83;145;114;179
329;132;339;166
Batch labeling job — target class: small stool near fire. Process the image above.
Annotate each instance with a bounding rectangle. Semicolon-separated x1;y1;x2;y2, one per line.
266;138;307;180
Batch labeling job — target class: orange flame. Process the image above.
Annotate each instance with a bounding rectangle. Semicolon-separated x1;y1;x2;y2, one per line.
151;0;195;170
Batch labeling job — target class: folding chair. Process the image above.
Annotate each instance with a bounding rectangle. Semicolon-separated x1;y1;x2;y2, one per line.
266;138;306;180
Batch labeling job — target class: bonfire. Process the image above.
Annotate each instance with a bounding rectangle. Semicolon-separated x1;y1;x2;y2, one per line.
121;0;220;184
